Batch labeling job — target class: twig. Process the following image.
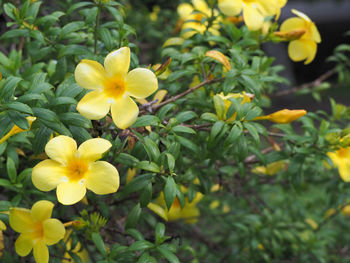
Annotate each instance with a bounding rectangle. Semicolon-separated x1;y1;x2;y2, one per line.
272;69;335;97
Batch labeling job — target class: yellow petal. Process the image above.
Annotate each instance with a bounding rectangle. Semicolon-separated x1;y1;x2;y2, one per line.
177;3;193;20
126;168;137;184
43;218;65;245
338;162;350;182
77;138;112;162
32;160;65;191
75;59;106;90
205;50;231;71
9;208;35;233
153;90;168;104
303;40;317;64
0;219;6;230
291;9;311;22
147;203;168;221
310;23;321;43
181;206;200;224
243;4;264;31
31;200;54;223
85;161;120;194
33;240;49;263
15;234;33;256
218;0;242;16
45;136;77;165
76;89;110;120
280;17;304;32
259;0;279;16
104;47;130;78
56;182;86;205
288;40;309;62
192;0;209;14
111;96;139;129
126;68;158;99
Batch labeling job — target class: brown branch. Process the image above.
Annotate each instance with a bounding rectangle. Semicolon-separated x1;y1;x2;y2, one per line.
272;69;335;97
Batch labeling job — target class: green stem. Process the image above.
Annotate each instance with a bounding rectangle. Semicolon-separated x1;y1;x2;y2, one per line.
94;5;101;54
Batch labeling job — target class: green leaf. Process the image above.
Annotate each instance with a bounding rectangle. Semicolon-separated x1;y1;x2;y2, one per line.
60;21;84;38
8;111;29;130
0;76;22;102
155;223;166;244
157;104;176;120
201;112;218;122
164;177;177;210
67;1;93;15
137;253;157;263
58;45;89;57
171;125;196;135
99;27;114;51
91;233;107;257
122;174;153;195
143;138;160;162
7;157;17;183
210;121;225;141
244;122;260;144
176;136;199;153
213;95;225;120
225;124;242;145
140;183;152;207
59;113;91;129
116;153;139;167
131;115;160;128
1;29;29;39
50;97;77;106
137;161;160;173
165;153;175;172
128;240;154;251
5;102;33;115
175;111;197;123
125;204;142;229
157;246;180;263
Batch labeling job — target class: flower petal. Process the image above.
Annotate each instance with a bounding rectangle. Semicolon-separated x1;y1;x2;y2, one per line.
33;240;49;263
43;218;65;245
15;234;33;256
75;59;107;90
77;138;112;162
104;47;130;78
111;96;139;129
218;0;242;16
310;23;321;43
9;208;35;233
56;182;86;205
177;3;193;20
147;203;168;221
243;4;264;31
126;68;158;99
192;0;209;14
291;9;311;22
288;39;308;62
85;161;119;194
45;136;77;165
31;200;54;223
181;205;200;224
32;160;66;191
76;89;111;120
280;17;304;32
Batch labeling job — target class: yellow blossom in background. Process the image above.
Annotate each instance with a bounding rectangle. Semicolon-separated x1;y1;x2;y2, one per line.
62;229;88;263
0;219;5;259
251;160;286;176
279;9;321;64
218;0;281;31
177;0;221;39
254;109;306;123
32;135;120;205
341;205;350;216
305;218;318;230
75;47;158;129
148;189;203;224
9;200;65;263
324;208;336;218
0;116;36;145
149;5;160;22
327;147;350;182
214;92;254;121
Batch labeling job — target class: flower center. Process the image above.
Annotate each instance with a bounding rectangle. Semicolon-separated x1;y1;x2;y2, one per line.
32;222;44;240
103;76;126;100
66;159;89;181
338;148;348;158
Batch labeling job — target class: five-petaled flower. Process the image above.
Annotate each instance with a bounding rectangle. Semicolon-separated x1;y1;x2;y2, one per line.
280;9;321;64
9;200;65;263
75;47;158;129
32;135;120;205
218;0;282;31
147;188;203;224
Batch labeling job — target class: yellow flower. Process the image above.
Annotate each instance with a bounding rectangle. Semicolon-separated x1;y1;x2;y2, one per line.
254;109;306;123
147;189;203;224
218;0;281;31
32;135;120;205
251;160;286;176
0;116;36;145
62;229;88;263
214;92;254;121
327;147;350;182
177;0;221;38
9;200;65;263
341;205;350;216
305;218;318;230
149;5;160;22
75;47;158;129
280;9;321;64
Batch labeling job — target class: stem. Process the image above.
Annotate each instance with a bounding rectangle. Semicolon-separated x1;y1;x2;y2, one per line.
94;5;101;54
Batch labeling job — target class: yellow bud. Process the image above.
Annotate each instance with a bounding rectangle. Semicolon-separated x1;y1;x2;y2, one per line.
126;168;137;184
209;200;220;210
305;218;318;230
254;109;307;124
274;29;306;41
341;205;350;216
324;208;336;218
